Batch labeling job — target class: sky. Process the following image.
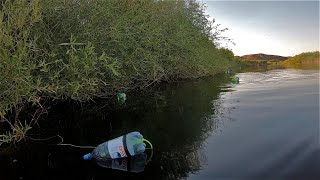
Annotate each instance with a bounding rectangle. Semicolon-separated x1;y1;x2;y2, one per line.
199;1;319;56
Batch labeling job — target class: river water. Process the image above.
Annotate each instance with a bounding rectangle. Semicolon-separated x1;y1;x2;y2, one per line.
0;69;319;180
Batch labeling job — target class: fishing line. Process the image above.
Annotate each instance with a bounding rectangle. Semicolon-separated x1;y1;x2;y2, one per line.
55;143;96;149
26;135;96;149
26;135;63;143
143;138;154;165
142;138;153;149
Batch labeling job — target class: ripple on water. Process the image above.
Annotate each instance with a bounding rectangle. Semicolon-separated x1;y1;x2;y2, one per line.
235;69;319;91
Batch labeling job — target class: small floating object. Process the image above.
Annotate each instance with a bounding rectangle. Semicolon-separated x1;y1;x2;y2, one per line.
96;153;147;173
83;131;153;161
116;92;126;105
230;76;240;84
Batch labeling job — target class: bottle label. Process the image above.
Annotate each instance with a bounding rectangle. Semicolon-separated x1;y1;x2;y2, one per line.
108;136;127;159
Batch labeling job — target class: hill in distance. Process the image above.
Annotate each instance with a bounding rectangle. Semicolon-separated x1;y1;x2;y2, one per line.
241;53;289;61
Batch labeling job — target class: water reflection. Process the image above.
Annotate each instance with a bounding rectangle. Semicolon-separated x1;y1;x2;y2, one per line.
96;153;147;173
188;69;319;179
2;69;318;179
0;73;232;180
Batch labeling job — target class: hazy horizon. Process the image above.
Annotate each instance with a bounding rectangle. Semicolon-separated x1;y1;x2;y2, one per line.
199;1;319;56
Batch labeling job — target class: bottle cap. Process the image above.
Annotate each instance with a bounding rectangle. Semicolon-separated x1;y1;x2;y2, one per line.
83;153;92;160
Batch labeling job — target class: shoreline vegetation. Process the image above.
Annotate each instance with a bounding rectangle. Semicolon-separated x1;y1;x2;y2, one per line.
0;0;235;145
236;51;319;69
281;51;320;68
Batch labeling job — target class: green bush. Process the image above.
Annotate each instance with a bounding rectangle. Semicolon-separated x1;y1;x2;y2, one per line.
0;0;234;144
0;0;42;118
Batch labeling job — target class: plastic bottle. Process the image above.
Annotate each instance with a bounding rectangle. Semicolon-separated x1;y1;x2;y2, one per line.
116;93;126;105
83;131;146;160
231;76;240;84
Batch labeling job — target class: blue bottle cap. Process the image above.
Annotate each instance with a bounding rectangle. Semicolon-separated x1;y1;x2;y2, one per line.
83;153;92;160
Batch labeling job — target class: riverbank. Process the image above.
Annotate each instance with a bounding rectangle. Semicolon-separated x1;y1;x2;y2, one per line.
281;51;319;68
0;0;235;145
236;51;319;70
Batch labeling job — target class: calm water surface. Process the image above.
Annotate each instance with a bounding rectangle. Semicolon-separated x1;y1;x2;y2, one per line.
0;69;319;180
188;69;319;179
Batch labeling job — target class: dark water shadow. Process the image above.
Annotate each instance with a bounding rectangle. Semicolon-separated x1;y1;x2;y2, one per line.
0;73;233;180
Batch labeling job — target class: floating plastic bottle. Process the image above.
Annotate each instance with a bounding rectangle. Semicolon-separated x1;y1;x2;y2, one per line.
230;76;240;84
116;93;126;105
96;153;147;173
83;132;149;160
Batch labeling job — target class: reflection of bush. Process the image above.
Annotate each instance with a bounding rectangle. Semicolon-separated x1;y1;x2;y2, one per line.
108;75;229;179
160;147;206;180
0;73;230;179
